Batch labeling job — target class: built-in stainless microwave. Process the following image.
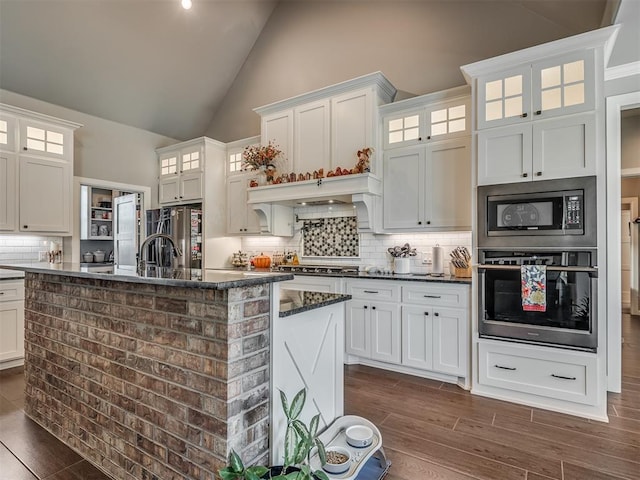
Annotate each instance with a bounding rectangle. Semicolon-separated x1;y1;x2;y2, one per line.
477;176;597;249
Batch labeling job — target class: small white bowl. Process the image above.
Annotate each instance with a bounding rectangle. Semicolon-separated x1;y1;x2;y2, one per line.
322;446;351;474
345;425;374;448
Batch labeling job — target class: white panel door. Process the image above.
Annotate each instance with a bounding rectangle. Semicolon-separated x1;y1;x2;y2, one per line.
383;147;424;229
331;88;372;171
19;156;70;233
294;99;330;174
370;301;401;364
432;307;466;376
345;300;370;358
477;123;532;185
113;194;138;269
0;301;24;362
532;112;596;180
262;110;294;171
426;137;472;228
401;306;433;370
0;153;16;231
621;209;631;306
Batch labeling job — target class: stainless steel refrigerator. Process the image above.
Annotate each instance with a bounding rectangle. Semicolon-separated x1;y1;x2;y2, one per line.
145;206;203;269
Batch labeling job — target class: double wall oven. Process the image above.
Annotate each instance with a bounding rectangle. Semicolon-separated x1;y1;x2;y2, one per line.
477;177;598;352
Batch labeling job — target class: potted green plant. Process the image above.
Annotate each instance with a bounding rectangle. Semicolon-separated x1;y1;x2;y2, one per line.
218;388;329;480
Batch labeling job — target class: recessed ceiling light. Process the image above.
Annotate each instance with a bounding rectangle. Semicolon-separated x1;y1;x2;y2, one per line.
181;0;192;10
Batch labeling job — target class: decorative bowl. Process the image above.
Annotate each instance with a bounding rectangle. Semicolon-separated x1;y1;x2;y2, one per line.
322;446;351;474
345;425;374;448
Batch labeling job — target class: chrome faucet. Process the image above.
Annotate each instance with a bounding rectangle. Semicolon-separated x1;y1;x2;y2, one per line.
138;233;182;273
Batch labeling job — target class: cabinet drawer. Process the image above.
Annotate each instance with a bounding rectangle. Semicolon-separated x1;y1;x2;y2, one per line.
402;283;469;308
0;281;24;302
478;342;597;405
346;280;400;302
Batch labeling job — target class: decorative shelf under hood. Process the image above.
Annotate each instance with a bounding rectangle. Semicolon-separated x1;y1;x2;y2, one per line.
247;173;382;231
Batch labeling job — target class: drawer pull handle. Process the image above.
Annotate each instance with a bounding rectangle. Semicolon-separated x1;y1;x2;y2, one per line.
423;295;441;299
551;374;577;381
363;290;379;294
494;364;516;371
0;292;4;295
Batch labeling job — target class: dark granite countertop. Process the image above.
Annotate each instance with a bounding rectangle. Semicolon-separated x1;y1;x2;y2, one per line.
0;268;25;280
279;288;352;317
290;270;472;284
0;263;293;290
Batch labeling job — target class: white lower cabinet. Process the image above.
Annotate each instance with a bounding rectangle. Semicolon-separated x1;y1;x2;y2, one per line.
346;279;470;381
345;298;401;364
478;341;597;405
282;275;342;293
0;280;25;368
401;304;467;376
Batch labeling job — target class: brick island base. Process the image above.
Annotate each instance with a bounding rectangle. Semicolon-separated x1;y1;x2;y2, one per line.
23;272;272;480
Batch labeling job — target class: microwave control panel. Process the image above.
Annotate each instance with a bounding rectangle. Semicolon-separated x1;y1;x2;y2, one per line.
564;195;583;229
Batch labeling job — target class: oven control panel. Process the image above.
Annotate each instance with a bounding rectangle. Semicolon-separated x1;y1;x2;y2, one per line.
564;195;583;229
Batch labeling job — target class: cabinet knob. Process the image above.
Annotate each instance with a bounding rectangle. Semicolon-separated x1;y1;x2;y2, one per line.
174;196;178;200
23;225;28;229
364;305;368;309
23;146;27;151
426;221;431;225
535;110;542;115
434;312;439;317
372;306;376;310
418;137;422;141
536;171;542;177
424;312;429;316
426;136;431;140
521;113;528;118
418;221;422;225
522;173;528;178
179;196;184;199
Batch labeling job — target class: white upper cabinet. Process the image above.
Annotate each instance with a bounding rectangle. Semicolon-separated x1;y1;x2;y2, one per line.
382;91;471;149
294;99;330;175
331;88;374;171
0;153;17;231
227;173;261;235
158;139;206;204
261;109;294;172
0;104;80;235
254;72;396;177
383;138;471;231
477;51;595;130
462;26;618;186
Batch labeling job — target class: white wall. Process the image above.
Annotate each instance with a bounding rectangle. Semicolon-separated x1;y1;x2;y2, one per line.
206;1;598;142
621;111;640;170
1;89;178;208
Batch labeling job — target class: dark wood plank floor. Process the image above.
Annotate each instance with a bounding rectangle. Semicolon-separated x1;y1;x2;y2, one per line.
1;311;638;480
345;310;640;480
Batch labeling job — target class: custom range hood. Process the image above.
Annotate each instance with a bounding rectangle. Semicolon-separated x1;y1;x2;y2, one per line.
247;173;382;231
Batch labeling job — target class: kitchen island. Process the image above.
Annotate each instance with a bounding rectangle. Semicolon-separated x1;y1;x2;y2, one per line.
0;263;352;480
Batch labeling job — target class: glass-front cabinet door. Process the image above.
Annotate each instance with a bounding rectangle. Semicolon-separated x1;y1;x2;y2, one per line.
531;50;595;121
477;66;531;130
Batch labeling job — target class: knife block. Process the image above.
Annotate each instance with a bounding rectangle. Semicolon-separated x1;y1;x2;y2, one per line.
454;266;472;278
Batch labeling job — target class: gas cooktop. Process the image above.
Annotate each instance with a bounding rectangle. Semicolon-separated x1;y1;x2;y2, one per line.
274;264;360;275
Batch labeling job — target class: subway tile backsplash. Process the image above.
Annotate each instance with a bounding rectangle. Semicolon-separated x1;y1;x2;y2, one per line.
0;235;62;264
241;204;471;274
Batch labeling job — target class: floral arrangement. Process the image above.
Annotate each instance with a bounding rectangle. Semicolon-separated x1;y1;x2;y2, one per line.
242;140;283;170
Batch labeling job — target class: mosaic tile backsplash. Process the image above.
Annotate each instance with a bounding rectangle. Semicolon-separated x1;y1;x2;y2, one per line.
302;216;359;257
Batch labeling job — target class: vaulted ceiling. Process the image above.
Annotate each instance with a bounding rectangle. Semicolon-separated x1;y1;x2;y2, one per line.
0;0;617;142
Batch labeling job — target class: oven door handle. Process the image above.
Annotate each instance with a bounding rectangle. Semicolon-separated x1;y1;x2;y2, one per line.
477;264;598;277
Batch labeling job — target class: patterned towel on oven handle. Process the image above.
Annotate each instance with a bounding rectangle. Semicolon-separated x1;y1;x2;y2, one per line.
521;265;546;312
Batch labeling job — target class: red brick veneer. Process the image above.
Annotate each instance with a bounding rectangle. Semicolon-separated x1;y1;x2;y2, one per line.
23;272;271;480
